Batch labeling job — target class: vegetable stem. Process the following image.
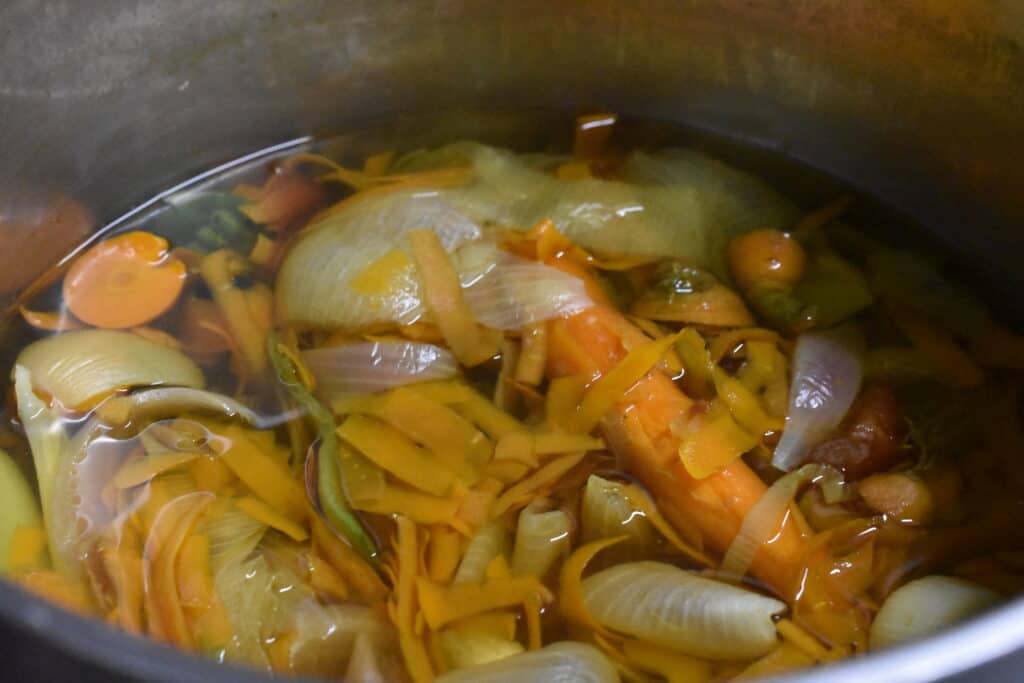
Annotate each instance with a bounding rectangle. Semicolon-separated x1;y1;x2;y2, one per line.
266;331;378;563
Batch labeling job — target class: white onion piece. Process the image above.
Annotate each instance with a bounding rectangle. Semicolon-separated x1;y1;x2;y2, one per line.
302;341;457;399
16;329;205;410
581;475;658;557
721;464;846;580
511;504;571;578
14;364;80;572
454;520;509;584
345;633;386;683
100;386;274;429
457;242;593;330
772;329;864;471
277;193;481;329
442;143;797;275
870;576;999;650
581;562;785;660
622;149;798;230
436;642;619;683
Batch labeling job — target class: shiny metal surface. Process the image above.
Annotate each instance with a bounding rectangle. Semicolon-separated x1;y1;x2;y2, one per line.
1;1;1023;681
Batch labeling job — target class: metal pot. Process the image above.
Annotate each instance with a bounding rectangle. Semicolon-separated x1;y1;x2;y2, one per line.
1;1;1022;681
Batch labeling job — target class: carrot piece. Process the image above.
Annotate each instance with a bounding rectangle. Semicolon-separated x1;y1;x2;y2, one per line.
546;260;806;596
198;250;270;373
727;229;807;292
354;387;489;483
674;403;758;480
621;639;712;683
516;322;549;386
571;330;684;434
99;528;145;634
310;517;387;602
427;525;463;583
792;195;853;238
8;525;49;573
491;453;585;516
308;550;350;602
408;228;500;366
178;297;232;354
338;414;458;497
235;495;309;542
142;492;215;649
494;431;538;468
212;422;307;525
63;231;186;329
524;592;544;650
175;533;233;652
559;536;626;635
455;478;503;531
17;570;96;616
416;575;552;629
889;303;985;388
187;455;234;494
735;643;814;680
390;516;435;683
631;282;755;327
455;388;524;440
19;306;82;331
353;482;461;525
239;170;326;227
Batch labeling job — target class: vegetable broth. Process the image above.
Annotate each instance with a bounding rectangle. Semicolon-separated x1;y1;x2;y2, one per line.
3;114;1024;682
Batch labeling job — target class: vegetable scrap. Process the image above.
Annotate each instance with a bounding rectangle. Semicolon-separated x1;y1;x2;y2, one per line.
5;113;1024;682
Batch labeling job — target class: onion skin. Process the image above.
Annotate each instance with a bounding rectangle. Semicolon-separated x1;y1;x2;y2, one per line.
302;342;457;399
773;329;864;471
453;521;508;584
580;475;658;561
721;464;846;580
276;193;480;329
581;561;785;660
435;642;620;683
870;576;999;650
457;242;593;330
511;505;571;578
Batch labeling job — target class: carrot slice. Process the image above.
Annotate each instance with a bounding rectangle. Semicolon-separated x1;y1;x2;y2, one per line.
63;231;186;329
408;228;500;367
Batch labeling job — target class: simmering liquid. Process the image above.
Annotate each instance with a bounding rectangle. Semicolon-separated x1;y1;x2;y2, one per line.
1;114;1021;682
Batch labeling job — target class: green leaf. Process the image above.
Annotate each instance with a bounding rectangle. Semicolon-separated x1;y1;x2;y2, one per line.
154;192;260;255
793;249;874;328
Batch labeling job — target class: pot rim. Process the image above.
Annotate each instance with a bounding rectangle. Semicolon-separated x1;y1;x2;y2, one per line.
2;574;1022;682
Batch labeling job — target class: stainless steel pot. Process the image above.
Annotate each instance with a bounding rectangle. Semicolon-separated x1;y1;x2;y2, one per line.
2;1;1023;681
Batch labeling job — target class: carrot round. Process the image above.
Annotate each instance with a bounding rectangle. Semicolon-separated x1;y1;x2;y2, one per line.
727;229;807;292
63;231;186;329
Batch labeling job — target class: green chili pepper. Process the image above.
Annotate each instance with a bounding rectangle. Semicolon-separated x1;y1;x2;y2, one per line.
266;331;378;562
